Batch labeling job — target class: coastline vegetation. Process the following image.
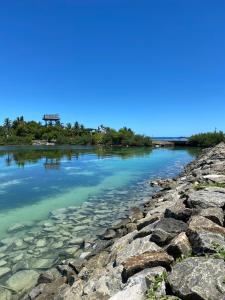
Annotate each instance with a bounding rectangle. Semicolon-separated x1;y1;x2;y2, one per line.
188;131;225;147
0;116;152;147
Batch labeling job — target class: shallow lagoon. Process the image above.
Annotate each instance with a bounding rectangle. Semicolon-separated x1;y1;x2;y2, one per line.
0;146;198;294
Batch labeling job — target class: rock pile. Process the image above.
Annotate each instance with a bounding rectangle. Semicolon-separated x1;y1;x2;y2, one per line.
11;144;225;299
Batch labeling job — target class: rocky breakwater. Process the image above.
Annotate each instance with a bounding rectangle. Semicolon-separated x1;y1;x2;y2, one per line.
21;143;225;299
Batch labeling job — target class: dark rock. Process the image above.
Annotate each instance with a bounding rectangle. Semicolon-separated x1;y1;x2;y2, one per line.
188;231;225;254
100;229;117;240
164;200;193;222
150;218;188;246
122;250;173;282
168;257;225;300
68;258;87;274
198;207;224;226
129;207;144;222
37;271;54;284
111;218;131;230
166;232;192;259
137;214;161;230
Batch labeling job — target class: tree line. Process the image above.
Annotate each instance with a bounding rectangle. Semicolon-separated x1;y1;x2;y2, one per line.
0;116;152;146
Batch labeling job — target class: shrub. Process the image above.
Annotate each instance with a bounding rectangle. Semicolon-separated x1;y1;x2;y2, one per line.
188;131;225;147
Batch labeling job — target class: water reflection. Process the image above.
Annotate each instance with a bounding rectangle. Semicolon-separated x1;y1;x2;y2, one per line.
0;146;154;168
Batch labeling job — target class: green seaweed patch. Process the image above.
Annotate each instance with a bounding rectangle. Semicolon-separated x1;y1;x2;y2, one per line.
194;182;225;191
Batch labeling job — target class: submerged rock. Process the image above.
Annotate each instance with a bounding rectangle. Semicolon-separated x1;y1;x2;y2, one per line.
6;269;39;292
0;267;11;278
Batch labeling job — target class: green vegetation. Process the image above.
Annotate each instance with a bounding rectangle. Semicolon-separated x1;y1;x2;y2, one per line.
0;116;152;146
146;272;167;299
194;182;225;191
211;243;225;261
188;131;225;147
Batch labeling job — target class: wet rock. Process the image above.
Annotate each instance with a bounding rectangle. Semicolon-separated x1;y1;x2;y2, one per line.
116;235;161;265
100;229;117;240
28;283;46;299
168;257;225;300
68;258;87;274
198;207;224;226
35;277;67;300
6;270;39;292
37;271;55;284
36;239;47;248
187;188;225;209
129;207;144;222
23;236;34;243
29;258;55;270
126;223;137;233
0;253;6;259
68;237;84;246
150;218;188;246
111;218;131;230
7;223;26;233
0;259;7;267
122;250;173;281
0;267;11;278
12;260;29;273
0;288;12;300
166;232;192;258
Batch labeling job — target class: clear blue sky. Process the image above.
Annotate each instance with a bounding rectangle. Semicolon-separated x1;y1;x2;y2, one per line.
0;0;224;136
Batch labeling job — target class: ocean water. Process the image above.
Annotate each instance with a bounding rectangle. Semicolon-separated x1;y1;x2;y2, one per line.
0;146;198;292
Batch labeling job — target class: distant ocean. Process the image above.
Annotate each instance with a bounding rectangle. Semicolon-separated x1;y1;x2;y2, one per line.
152;137;188;141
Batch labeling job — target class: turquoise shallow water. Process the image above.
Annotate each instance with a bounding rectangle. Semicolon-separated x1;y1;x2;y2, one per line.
0;146;199;294
0;146;197;238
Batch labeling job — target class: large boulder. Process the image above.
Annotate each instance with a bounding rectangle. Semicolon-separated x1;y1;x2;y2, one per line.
168;257;225;300
122;250;173;281
150;218;188;246
198;207;224;226
164;200;192;222
116;235;161;265
187;216;225;237
187;187;225;209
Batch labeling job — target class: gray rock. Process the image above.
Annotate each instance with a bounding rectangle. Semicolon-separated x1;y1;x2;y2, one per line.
137;214;161;231
37;271;55;284
187;188;225;209
198;207;224;226
116;235;161;265
100;229;117;240
150;218;188;246
28;283;46;299
0;267;11;278
203;174;225;183
0;288;12;300
188;231;225;254
166;232;192;258
6;270;39;292
168;257;225;300
0;259;7;267
109;282;146;300
164;200;192;222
